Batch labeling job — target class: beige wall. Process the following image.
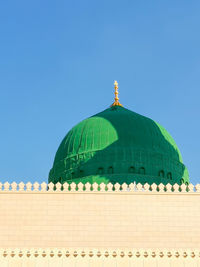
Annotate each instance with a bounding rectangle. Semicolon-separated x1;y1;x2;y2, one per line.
0;189;200;248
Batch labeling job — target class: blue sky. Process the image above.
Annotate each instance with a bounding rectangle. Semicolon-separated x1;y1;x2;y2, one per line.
0;0;199;184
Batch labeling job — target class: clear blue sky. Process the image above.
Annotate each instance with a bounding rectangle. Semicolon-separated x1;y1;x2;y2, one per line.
0;0;199;184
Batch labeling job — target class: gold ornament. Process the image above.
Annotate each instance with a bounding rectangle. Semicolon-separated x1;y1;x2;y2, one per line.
111;80;123;107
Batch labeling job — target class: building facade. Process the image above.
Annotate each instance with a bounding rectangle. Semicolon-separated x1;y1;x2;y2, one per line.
0;82;197;266
0;182;200;266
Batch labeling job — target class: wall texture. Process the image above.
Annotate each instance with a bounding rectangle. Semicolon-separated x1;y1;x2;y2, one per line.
0;182;199;249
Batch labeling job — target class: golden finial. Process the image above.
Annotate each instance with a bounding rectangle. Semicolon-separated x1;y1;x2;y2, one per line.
111;80;123;107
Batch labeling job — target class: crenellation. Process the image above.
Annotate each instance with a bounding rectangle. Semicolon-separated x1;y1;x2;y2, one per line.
136;182;143;191
173;183;180;192
151;183;158;192
63;182;69;191
70;182;77;191
56;182;62;191
33;182;40;191
92;182;99;191
41;182;47;191
158;183;165;192
4;182;10;191
85;182;91;191
77;182;84;191
107;182;113;191
195;184;200;192
0;181;199;193
180;183;187;192
121;182;128;191
26;182;32;191
129;182;135;191
188;183;194;192
11;182;17;191
18;182;25;191
100;182;106;191
165;183;172;192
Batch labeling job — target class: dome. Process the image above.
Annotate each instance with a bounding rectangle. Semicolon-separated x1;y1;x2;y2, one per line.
49;105;189;185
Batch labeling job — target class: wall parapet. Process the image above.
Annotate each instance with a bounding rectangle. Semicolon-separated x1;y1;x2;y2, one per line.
0;181;199;193
0;248;199;259
1;249;200;267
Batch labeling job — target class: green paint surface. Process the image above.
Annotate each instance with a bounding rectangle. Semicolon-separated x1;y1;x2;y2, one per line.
49;106;189;185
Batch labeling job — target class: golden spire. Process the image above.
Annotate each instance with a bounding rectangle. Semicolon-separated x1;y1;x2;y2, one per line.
111;80;123;107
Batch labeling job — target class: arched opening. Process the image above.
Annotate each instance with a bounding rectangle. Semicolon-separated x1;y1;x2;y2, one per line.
139;167;145;175
71;172;75;179
97;167;104;175
158;170;165;178
167;172;172;180
108;166;114;174
129;166;135;173
180;178;184;185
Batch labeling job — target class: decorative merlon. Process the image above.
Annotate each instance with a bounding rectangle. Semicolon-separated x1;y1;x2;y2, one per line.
0;182;199;193
0;249;199;259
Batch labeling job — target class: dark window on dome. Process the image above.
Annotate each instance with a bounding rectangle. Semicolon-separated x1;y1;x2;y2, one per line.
167;172;172;180
180;178;184;184
71;172;75;178
97;167;104;175
79;170;84;177
159;170;165;178
129;166;135;173
139;167;145;175
108;166;114;174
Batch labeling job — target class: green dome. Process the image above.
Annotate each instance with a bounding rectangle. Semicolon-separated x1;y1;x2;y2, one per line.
49;106;189;185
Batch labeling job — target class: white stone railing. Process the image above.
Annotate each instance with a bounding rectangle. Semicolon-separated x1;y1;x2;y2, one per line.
0;181;199;192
